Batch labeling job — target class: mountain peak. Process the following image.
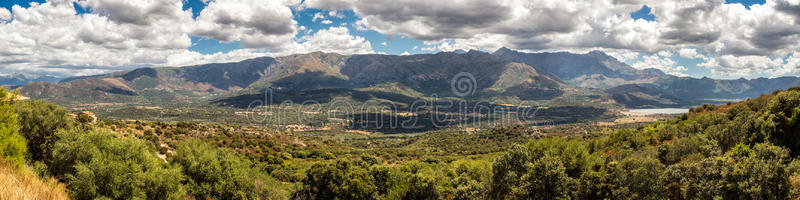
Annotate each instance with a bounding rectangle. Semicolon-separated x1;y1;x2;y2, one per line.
586;50;613;60
494;47;513;55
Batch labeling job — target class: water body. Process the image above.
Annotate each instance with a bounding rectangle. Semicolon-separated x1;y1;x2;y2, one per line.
623;108;688;116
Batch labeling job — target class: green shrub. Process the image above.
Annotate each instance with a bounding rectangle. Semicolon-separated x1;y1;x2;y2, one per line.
13;100;72;161
0;103;26;167
170;140;285;200
50;128;185;199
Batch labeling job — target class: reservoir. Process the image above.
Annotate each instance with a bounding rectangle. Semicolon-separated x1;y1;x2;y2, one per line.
623;108;689;116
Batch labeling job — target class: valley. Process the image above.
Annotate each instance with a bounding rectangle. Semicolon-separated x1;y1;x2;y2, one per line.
2;48;800;200
11;48;796;134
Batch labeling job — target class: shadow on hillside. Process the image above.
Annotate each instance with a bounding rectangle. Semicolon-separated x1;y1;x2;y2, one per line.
213;72;424;108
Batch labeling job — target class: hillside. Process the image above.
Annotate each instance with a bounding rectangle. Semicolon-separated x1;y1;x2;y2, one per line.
18;50;567;107
493;47;667;89
495;47;800;107
0;73;61;86
7;82;800;199
13;48;800;112
0;162;69;200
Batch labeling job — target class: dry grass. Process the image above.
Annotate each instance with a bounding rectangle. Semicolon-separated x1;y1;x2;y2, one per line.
0;162;70;200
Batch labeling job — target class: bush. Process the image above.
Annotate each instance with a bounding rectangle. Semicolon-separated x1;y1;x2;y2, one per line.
170;140;285;200
13;100;72;161
50;128;185;199
0;103;26;167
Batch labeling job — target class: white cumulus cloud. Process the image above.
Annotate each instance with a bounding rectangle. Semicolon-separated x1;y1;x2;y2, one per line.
192;0;299;48
0;7;11;21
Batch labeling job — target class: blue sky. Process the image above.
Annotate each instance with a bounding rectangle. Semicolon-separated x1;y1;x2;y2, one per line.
0;0;796;79
177;0;769;58
183;0;782;79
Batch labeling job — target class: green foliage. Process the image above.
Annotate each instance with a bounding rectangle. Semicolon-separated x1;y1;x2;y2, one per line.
511;155;574;200
170;140;285;200
452;173;487;200
720;143;791;199
609;156;665;200
9;81;800;200
661;158;724;199
301;160;380;200
76;114;93;124
0;102;26;167
526;137;593;177
50;128;185;199
490;144;530;199
13;100;72;161
657;134;719;165
404;174;439;200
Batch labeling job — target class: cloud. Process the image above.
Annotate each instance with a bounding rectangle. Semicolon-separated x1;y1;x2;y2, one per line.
301;0;354;11
166;49;273;67
400;51;410;55
699;54;795;78
312;12;325;22
380;41;386;46
0;0;198;77
678;48;706;59
1;0;799;79
349;0;512;40
328;10;344;18
294;26;374;55
0;7;10;21
631;53;688;76
302;0;800;78
77;0;186;26
605;49;640;62
192;0;299;48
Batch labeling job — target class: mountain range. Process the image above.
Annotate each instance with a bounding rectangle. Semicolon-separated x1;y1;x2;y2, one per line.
0;73;61;86
13;48;800;110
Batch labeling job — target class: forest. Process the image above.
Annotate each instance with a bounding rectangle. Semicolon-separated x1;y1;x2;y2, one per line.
3;86;800;200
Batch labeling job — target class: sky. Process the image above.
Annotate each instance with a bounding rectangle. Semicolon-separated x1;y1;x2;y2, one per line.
0;0;798;80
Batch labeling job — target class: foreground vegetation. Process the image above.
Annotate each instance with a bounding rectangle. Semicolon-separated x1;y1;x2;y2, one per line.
3;86;800;199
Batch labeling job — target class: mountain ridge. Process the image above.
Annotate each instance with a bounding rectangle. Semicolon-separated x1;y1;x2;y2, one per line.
13;48;800;109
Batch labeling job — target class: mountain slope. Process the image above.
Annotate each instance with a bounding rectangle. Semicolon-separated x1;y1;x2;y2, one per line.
0;73;61;86
493;47;668;89
14;48;800;110
18;57;277;106
338;50;562;97
17;50;565;107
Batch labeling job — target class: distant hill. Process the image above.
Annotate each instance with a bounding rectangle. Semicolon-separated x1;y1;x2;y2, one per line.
493;47;668;89
17;51;565;107
14;48;800;109
19;57;276;106
494;47;800;108
0;73;61;86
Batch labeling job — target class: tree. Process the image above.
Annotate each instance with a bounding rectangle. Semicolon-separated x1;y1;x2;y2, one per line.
50;128;185;199
511;155;574;200
171;140;285;200
721;143;791;199
609;156;665;200
404;174;439;200
0;101;26;167
575;170;613;199
13;100;72;161
300;160;380;200
490;144;530;199
453;174;487;200
527;137;593;177
660;158;724;199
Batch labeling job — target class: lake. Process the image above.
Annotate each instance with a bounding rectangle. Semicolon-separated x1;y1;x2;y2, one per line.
622;108;688;116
